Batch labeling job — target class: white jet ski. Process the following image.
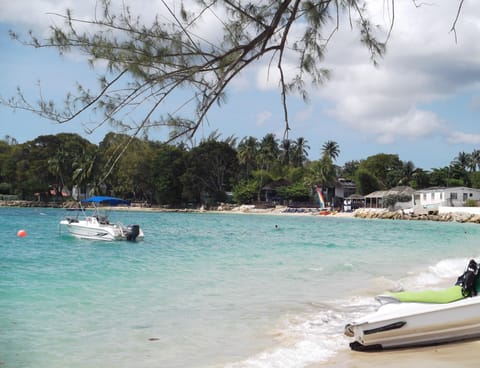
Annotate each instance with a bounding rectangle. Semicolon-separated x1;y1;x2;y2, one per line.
345;260;480;351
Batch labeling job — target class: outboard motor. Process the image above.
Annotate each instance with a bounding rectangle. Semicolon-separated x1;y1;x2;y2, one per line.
126;224;140;241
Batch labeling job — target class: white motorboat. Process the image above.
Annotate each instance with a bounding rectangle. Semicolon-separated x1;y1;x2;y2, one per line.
345;285;480;351
59;196;144;241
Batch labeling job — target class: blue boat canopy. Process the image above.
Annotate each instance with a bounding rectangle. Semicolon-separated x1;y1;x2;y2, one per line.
81;196;131;206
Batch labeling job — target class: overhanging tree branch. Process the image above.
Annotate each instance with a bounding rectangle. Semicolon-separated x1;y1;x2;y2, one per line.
1;0;466;178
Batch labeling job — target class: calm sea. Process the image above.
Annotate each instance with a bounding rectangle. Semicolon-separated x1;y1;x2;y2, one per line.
1;207;480;368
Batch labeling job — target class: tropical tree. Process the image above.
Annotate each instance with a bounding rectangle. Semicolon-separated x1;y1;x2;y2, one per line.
449;161;469;187
72;149;99;198
453;151;471;172
98;133;153;199
47;148;68;198
321;140;340;161
355;169;381;195
429;167;450;187
237;136;259;179
232;179;260;205
304;156;335;203
11;141;50;199
276;182;311;202
258;134;280;172
291;137;310;167
470;150;480;172
0;139;16;192
341;160;360;180
151;144;187;205
279;138;292;166
410;168;431;189
469;172;480;189
358;153;403;188
118;140;154;200
397;161;415;185
181;140;239;205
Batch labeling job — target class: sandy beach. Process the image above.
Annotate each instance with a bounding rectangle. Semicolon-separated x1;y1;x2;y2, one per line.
312;340;480;368
110;203;357;218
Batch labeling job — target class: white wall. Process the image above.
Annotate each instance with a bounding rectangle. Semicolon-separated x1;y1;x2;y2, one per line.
438;206;480;215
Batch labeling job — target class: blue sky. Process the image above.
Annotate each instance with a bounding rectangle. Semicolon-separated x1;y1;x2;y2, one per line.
1;1;480;170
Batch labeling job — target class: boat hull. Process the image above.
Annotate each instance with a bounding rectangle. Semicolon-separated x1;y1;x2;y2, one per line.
60;219;144;242
345;296;480;351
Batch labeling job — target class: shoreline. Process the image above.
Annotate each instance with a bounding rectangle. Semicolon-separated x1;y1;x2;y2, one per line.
0;200;354;217
311;339;480;368
3;200;480;224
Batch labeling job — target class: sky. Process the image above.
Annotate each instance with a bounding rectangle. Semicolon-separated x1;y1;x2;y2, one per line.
1;0;480;170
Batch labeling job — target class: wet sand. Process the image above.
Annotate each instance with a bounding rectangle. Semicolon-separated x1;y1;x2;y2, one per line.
312;340;480;367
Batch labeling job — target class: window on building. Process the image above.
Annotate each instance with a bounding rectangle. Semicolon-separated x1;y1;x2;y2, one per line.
423;193;427;200
463;193;468;201
451;192;458;200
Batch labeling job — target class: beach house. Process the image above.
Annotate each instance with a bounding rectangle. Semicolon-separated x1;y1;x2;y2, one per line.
333;178;357;209
363;186;415;210
412;187;480;214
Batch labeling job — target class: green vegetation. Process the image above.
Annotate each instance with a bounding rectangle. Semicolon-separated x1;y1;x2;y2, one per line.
1;133;479;207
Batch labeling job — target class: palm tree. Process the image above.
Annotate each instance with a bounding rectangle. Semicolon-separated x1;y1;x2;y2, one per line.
341;160;360;178
279;138;292;166
72;150;98;198
399;160;416;185
291;137;310;167
453;151;470;171
411;168;430;189
237;136;259;179
321;140;340;161
47;148;67;199
258;133;279;171
469;149;480;172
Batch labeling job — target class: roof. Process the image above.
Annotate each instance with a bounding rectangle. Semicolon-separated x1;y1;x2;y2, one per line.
345;194;365;200
336;178;356;189
414;186;480;194
365;186;415;199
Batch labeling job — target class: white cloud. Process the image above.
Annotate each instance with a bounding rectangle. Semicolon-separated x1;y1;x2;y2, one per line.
256;110;272;127
307;1;480;146
255;65;280;91
470;95;480;111
1;0;216;35
1;1;94;33
375;109;444;144
294;106;314;123
448;131;480;145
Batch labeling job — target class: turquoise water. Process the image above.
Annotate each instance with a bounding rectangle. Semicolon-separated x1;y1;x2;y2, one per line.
2;208;480;368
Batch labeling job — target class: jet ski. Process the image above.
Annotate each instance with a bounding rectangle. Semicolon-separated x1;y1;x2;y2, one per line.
345;259;480;351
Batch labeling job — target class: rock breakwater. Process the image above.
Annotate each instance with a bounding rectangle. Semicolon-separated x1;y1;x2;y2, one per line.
354;208;480;224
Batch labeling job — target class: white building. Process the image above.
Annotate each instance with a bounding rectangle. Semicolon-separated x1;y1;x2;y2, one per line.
413;187;480;214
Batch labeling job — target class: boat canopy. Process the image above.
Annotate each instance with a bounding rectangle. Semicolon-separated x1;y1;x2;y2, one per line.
81;196;131;206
